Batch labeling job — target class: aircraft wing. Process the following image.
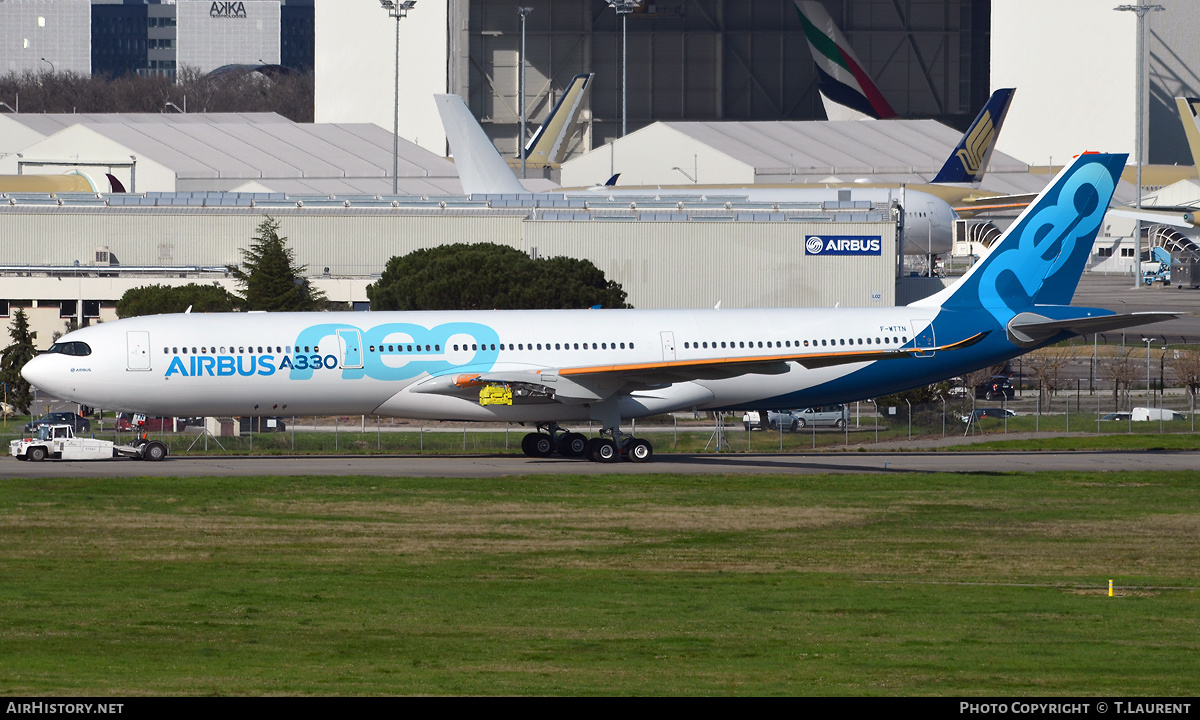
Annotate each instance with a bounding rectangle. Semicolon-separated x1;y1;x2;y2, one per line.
952;192;1040;218
411;332;988;404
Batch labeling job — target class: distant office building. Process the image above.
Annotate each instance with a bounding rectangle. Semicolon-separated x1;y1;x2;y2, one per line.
0;0;317;80
0;0;91;75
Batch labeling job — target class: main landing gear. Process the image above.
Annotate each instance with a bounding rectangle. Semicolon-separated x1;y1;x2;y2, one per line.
520;424;653;463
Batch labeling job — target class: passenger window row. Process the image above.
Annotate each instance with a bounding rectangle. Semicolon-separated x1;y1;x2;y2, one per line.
165;345;316;355
446;341;633;352
682;336;909;350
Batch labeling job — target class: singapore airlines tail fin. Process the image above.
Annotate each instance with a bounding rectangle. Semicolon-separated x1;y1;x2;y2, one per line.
1174;97;1200;175
434;93;526;196
519;73;593;169
931;88;1016;184
793;0;896;120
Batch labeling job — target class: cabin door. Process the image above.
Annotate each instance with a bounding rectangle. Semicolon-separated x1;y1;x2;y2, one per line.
660;331;676;361
337;329;364;369
910;319;936;357
126;331;151;371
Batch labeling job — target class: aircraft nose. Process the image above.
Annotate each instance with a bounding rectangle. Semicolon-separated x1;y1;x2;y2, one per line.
21;354;55;393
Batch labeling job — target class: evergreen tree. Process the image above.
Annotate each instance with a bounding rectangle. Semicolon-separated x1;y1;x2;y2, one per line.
116;283;240;318
0;309;38;414
232;217;325;312
367;243;630;311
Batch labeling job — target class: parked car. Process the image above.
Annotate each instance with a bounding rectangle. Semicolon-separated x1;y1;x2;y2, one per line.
115;414;188;432
25;412;91;434
962;408;1016;423
975;376;1015;400
1099;412;1131;421
742;410;799;432
793;405;848;429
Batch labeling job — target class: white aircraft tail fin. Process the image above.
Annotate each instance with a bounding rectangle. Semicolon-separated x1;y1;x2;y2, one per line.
434;94;526;196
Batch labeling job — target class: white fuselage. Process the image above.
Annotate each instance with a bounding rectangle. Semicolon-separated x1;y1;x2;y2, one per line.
22;306;952;423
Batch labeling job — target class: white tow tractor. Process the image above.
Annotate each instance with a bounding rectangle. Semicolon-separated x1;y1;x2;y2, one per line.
10;424;168;462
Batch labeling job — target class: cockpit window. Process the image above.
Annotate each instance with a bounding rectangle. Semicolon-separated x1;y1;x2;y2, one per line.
45;341;91;357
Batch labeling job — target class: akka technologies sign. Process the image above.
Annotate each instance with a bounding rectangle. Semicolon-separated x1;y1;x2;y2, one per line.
210;2;248;18
804;235;882;256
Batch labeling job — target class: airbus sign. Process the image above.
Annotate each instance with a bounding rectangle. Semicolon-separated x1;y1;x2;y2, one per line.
804;235;882;256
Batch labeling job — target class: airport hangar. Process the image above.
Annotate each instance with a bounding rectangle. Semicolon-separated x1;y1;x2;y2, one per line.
0;109;1071;347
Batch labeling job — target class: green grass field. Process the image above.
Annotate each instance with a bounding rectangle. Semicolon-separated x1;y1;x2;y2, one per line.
1;471;1198;695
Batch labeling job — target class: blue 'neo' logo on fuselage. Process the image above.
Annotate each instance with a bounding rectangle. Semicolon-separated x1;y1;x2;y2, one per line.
805;235;882;256
163;321;501;381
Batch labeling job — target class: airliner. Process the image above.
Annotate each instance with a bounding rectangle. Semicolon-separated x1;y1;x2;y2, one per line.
435;88;1020;257
21;152;1176;462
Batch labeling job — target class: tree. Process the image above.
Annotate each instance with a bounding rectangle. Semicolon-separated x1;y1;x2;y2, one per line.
367;243;630;311
231;217;325;312
0;309;38;414
0;67;314;122
1024;345;1076;404
874;379;954;429
116;283;240;318
1166;347;1200;410
1101;347;1138;412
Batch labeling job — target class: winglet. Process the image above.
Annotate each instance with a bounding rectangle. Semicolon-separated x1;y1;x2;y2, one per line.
434;94;526;196
931;88;1016;184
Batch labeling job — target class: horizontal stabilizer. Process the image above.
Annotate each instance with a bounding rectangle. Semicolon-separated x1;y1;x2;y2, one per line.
1105;207;1195;228
1007;311;1180;346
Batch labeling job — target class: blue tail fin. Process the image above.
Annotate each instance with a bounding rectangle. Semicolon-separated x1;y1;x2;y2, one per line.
931;88;1016;184
922;152;1126;325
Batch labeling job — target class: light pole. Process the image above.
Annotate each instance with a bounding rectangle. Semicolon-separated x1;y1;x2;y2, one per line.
380;1;417;195
1115;3;1165;289
518;7;533;179
40;57;54;72
1143;336;1155;406
606;1;642;138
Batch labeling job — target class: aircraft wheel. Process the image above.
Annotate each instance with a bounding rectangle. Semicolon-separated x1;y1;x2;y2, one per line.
528;433;555;458
558;432;587;457
592;438;618;463
627;438;653;463
143;441;168;462
27;446;47;462
584;437;602;462
521;433;538;456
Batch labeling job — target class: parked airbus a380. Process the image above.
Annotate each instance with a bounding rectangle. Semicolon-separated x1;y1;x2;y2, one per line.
22;153;1177;462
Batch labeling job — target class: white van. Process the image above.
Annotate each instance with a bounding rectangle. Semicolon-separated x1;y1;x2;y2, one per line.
1131;407;1186;422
